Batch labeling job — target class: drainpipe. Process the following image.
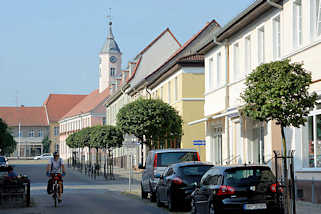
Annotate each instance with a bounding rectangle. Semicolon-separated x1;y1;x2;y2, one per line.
144;83;151;99
267;0;283;9
213;36;230;164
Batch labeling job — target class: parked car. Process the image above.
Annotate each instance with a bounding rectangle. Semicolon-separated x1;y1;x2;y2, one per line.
191;165;283;214
140;149;200;202
33;153;53;160
0;156;8;167
155;161;213;211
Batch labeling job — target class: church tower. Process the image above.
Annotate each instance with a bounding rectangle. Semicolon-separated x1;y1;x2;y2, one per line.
99;19;122;93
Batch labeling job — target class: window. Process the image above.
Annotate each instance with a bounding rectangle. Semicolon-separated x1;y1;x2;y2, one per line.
38;129;42;137
310;0;321;39
211;127;222;165
244;36;252;74
302;106;321;168
233;43;240;81
293;1;302;48
258;27;265;64
160;86;163;100
273;16;281;59
208;58;214;90
29;129;34;137
110;67;115;76
216;52;222;88
54;126;59;136
246;120;265;164
174;77;178;101
168;81;171;103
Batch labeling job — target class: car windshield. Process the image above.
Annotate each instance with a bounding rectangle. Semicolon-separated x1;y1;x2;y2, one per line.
0;157;5;162
224;167;275;186
156;152;198;167
180;165;213;176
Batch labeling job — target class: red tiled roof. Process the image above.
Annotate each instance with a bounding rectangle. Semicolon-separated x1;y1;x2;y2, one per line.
61;88;110;120
178;54;204;63
0;106;48;127
43;94;87;122
146;20;219;80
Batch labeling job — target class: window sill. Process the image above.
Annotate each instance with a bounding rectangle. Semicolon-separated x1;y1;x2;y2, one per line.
205;85;226;96
296;168;321;173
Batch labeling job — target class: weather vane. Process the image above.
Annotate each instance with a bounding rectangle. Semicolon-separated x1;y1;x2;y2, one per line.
107;8;112;25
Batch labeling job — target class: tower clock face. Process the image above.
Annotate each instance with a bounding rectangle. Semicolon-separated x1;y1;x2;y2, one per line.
109;56;117;63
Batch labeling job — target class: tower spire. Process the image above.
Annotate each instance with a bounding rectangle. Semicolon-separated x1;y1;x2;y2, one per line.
107;8;113;38
100;8;120;54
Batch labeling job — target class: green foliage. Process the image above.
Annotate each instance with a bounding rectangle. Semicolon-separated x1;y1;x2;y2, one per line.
90;125;123;149
41;136;51;153
66;132;78;148
241;59;317;128
116;98;183;148
0;118;17;155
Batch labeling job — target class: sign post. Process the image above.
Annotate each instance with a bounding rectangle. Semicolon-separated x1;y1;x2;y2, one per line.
193;140;206;158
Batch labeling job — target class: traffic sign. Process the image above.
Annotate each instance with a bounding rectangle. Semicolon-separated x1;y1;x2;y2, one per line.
193;140;206;146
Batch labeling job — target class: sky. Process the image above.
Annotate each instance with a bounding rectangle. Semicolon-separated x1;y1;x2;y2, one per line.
0;0;256;106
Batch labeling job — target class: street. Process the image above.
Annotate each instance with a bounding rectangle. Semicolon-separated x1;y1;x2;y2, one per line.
1;161;169;214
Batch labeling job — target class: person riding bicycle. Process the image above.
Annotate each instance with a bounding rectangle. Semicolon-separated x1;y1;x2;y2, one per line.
46;152;65;203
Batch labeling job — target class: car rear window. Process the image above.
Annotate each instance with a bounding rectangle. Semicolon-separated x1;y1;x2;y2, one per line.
224;167;275;186
156;152;198;167
180;165;213;176
0;157;5;162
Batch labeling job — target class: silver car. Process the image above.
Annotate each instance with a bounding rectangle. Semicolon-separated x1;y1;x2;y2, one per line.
140;149;200;202
33;153;53;160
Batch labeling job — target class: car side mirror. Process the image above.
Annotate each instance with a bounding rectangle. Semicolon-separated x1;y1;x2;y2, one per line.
138;164;145;169
193;182;199;188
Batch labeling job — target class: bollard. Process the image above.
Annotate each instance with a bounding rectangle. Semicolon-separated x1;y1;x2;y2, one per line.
312;177;315;204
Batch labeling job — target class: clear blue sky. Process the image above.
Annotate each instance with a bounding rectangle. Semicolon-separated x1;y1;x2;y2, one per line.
0;0;256;106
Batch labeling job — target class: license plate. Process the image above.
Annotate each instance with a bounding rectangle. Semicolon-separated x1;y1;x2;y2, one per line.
243;203;267;210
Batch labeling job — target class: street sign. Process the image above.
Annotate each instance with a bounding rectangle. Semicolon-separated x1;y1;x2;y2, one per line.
193;140;206;146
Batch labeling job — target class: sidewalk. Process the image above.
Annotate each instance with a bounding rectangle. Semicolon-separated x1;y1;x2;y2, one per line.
296;200;321;214
67;165;142;193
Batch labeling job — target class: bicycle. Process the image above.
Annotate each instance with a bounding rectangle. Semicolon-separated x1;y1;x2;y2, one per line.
50;173;62;207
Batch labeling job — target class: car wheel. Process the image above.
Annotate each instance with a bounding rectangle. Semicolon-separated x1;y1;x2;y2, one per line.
191;199;197;214
208;201;216;214
156;189;163;207
150;191;156;202
168;192;176;212
141;184;147;199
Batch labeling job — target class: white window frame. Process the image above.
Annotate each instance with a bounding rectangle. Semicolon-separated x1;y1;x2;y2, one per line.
174;77;178;101
273;15;281;59
293;0;302;48
244;35;252;74
233;43;240;81
110;67;115;76
38;129;42;137
208;58;214;91
257;26;265;65
168;81;171;104
310;0;321;40
216;52;221;88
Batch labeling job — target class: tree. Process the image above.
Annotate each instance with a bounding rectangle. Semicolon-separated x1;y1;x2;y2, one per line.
241;59;317;156
241;60;317;214
116;98;183;164
0;118;16;155
41;136;51;153
90;125;123;166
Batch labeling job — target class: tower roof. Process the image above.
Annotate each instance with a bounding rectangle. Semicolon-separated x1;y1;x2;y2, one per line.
100;21;121;54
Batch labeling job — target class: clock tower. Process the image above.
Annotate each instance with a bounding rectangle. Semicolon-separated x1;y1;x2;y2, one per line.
99;20;122;93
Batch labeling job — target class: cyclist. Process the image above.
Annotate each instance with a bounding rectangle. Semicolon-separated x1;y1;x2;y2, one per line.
46;152;65;203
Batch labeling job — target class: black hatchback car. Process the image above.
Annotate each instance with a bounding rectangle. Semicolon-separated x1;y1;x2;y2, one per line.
155;162;213;211
191;165;283;214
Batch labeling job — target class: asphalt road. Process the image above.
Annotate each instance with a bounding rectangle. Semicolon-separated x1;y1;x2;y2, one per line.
1;161;169;214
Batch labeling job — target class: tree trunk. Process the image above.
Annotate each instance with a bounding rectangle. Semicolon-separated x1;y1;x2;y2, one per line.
281;125;289;214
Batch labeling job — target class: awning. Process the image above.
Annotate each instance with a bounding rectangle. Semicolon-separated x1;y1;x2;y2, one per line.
188;109;239;126
188;117;208;126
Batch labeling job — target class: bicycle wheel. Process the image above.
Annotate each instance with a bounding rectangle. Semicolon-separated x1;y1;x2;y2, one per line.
53;184;57;207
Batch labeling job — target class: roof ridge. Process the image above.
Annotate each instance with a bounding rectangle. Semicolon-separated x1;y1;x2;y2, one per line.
135;28;180;59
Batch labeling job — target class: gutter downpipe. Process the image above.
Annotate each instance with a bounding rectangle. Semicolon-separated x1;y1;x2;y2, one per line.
267;0;283;9
213;36;230;164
